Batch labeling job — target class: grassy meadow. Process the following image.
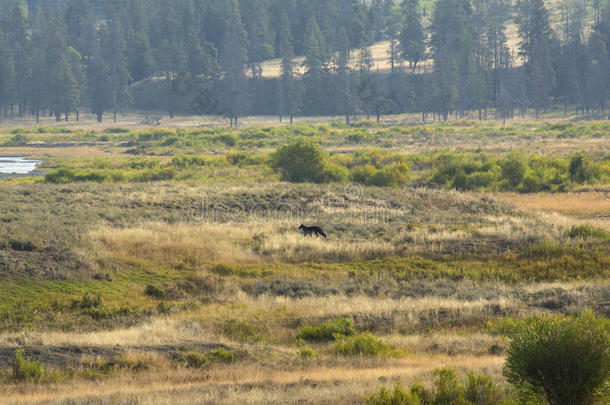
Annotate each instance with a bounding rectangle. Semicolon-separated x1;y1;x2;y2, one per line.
0;115;608;404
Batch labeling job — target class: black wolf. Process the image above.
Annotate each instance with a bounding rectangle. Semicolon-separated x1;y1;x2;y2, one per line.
299;224;327;238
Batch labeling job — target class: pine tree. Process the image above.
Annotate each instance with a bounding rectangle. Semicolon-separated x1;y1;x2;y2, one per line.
302;17;329;115
0;25;17;116
219;0;249;127
125;0;153;82
39;6;79;121
335;27;355;124
88;35;111;122
356;44;374;120
516;0;556;118
399;0;425;71
558;0;588;115
102;6;131;123
278;12;300;123
383;0;401;73
7;3;29;117
430;0;474;120
588;0;610;112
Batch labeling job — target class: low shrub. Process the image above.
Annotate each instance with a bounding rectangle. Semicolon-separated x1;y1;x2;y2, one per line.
44;168;110;184
207;347;234;363
570;154;600;183
567;224;610;240
183;352;209;368
144;285;166;299
71;293;102;310
212;133;238;146
9;349;45;383
503;310;609;405
179;348;235;368
221;319;261;342
331;333;402;357
9;238;37;252
103;127;130;134
365;368;508;405
3;133;29;146
296;318;356;342
270;138;347;183
351;162;410;188
501;152;528;187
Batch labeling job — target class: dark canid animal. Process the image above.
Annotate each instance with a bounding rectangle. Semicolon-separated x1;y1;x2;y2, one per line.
299;224;327;238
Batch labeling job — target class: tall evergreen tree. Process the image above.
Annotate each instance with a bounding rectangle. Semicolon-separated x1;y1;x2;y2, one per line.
399;0;425;71
515;0;556;117
88;32;111;122
7;2;29;117
102;5;131;123
588;0;610;112
302;17;329;115
278;12;300;123
219;0;249;127
356;44;374;120
0;25;16;116
335;27;355;124
430;0;475;120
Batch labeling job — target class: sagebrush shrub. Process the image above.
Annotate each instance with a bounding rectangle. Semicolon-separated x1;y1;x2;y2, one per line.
270;138;346;183
503;310;609;405
296;318;356;342
10;350;45;383
331;333;401;357
365;368;508;405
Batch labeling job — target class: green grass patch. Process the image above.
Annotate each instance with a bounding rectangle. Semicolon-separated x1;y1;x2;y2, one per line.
296;317;356;342
330;333;404;357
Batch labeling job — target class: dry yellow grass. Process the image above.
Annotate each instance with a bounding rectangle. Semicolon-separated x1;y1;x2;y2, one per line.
500;192;610;217
499;191;610;231
90;222;261;264
0;355;505;405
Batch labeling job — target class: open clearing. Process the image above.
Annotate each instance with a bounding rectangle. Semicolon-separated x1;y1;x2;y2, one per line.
0;115;608;404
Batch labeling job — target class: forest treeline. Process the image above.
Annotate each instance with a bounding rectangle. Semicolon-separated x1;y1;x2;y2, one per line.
0;0;609;124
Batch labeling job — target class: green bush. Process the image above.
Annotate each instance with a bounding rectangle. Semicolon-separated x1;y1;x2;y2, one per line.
366;368;508;405
365;382;423;405
569;154;600;183
44;168;77;184
367;163;410;187
3;133;29;146
44;168;110;184
270;137;345;183
503;310;609;405
296;318;356;342
183;352;209;368
144;285;166;299
331;333;402;357
567;224;610;240
464;372;504;404
501;152;527;187
179;348;235;368
71;293;102;310
207;347;235;364
10;349;45;383
212;133;238;146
